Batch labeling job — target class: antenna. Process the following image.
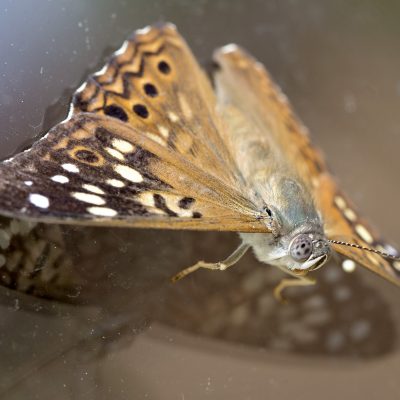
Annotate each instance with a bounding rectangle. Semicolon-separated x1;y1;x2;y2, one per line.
328;240;400;261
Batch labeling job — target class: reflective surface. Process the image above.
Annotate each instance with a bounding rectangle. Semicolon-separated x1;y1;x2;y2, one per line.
1;1;400;399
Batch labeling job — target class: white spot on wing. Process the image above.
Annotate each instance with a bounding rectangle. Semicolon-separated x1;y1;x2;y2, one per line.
72;192;105;205
344;208;357;222
168;112;179;123
62;163;79;173
178;94;193;119
106;179;125;188
106;147;125;161
94;65;108;77
24;181;33;186
342;259;356;273
29;194;49;209
136;25;151;35
115;165;143;183
355;224;374;244
82;184;105;195
76;81;87;93
146;132;166;146
112;138;134;153
275;88;288;104
334;196;346;210
51;175;69;184
158;125;169;138
87;206;118;217
114;40;129;56
61;104;74;124
137;192;155;207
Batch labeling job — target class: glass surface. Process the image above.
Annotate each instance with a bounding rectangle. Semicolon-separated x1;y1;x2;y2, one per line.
0;1;400;399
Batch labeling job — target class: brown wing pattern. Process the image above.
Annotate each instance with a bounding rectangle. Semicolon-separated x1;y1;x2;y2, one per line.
213;45;400;286
0;113;266;231
71;23;242;189
0;24;271;232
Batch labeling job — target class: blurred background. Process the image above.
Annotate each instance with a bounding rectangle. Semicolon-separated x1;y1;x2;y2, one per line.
0;1;400;399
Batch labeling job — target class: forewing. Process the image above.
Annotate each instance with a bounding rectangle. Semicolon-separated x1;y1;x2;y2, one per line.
71;23;242;189
0;113;266;232
213;45;400;286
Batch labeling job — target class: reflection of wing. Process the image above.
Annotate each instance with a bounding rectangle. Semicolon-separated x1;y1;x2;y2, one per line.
0;216;81;300
0;24;269;233
213;45;400;286
159;234;395;358
0;114;266;232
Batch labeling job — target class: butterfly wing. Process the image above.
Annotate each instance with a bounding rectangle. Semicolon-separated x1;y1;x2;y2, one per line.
0;113;266;232
213;45;400;285
0;24;270;233
318;175;400;286
71;23;242;189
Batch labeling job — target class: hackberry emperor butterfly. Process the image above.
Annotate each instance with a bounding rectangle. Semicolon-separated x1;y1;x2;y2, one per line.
0;22;398;301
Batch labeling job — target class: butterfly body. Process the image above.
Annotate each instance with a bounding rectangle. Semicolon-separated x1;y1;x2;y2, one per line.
216;75;331;275
0;23;399;299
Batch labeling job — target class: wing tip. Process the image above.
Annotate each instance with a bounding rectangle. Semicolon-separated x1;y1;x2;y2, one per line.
129;21;177;40
219;43;241;54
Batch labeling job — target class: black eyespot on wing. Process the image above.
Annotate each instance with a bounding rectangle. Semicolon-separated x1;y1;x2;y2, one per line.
143;83;158;97
104;104;128;122
133;104;149;118
75;149;99;163
192;212;202;219
178;197;195;209
95;127;112;144
263;206;273;217
158;60;171;74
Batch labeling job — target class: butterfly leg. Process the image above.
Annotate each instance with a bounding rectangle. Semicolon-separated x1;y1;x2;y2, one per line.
172;242;251;282
273;269;316;304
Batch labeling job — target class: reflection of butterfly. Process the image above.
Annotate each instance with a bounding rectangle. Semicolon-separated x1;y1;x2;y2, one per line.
160;243;396;358
0;23;399;300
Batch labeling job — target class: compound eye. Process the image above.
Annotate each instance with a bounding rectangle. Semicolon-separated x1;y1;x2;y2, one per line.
290;234;313;262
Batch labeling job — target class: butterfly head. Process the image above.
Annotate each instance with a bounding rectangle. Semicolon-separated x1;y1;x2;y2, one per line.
287;231;330;272
241;221;331;274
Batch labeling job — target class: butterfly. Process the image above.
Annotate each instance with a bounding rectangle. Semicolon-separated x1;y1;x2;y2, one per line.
0;22;399;302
